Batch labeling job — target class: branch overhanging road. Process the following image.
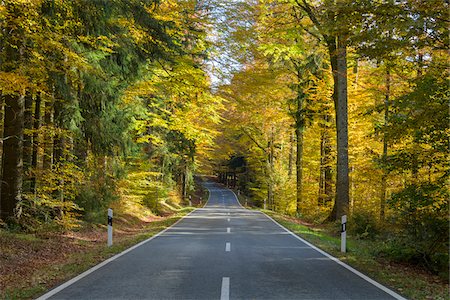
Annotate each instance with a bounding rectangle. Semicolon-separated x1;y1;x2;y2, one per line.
38;182;406;300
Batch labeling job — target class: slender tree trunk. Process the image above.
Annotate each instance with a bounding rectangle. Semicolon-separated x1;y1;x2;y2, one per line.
319;113;333;206
0;93;4;179
52;100;65;164
43;98;53;170
288;132;294;178
31;93;41;193
335;35;350;220
181;164;187;200
268;127;274;210
295;74;305;215
296;125;303;215
411;53;423;182
23;92;33;192
0;94;25;221
380;66;390;221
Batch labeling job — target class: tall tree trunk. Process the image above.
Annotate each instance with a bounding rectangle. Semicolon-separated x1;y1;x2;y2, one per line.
319;113;333;206
31;93;41;193
380;66;390;221
52;99;65;165
296;123;303;215
268;127;275;210
0;94;25;221
295;70;305;216
0;93;4;179
334;35;350;220
324;34;350;221
324;36;339;222
411;53;423;182
43;98;53;170
288;132;294;178
23;92;33;192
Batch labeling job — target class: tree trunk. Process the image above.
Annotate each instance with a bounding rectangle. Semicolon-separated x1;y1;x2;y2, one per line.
31;93;41;193
296;123;303;215
324;34;349;221
295;69;305;216
0;93;4;179
0;94;25;221
288;132;294;178
268;127;275;210
380;66;390;221
23;92;33;192
334;35;350;220
411;53;423;182
43;99;53;170
319;113;333;206
52;99;65;165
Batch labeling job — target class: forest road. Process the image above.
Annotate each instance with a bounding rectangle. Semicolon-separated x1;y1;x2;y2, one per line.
38;181;405;300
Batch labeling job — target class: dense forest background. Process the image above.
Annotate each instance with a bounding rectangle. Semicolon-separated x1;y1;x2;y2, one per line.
0;0;448;280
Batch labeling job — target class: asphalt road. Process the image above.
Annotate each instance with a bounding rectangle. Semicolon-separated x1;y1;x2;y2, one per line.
39;181;405;300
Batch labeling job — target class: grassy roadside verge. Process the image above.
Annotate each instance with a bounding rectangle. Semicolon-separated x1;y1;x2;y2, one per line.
265;211;448;300
0;210;192;300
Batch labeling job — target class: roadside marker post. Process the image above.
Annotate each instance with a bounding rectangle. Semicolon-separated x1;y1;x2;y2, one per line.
341;214;347;253
107;208;113;247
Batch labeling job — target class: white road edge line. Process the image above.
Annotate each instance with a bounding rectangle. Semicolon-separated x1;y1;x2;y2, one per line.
36;210;202;299
227;227;231;233
228;188;245;208
225;242;231;252
263;213;407;300
221;277;230;300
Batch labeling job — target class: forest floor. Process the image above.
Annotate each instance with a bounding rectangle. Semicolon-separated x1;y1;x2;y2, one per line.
265;212;449;300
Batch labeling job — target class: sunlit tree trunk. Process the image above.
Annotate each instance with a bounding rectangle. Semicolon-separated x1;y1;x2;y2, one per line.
319;113;333;206
288;132;294;178
334;34;350;220
268;127;275;210
295;70;305;216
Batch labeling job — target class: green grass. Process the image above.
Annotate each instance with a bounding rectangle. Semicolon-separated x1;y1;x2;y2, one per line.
1;214;188;300
266;211;449;300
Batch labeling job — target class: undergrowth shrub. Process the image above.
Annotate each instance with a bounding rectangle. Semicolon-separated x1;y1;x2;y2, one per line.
348;210;381;240
382;183;449;278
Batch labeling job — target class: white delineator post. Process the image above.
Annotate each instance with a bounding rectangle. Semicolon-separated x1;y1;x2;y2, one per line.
107;208;113;247
341;214;347;253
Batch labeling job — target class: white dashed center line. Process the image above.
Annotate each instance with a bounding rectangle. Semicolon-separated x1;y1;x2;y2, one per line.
225;242;231;252
227;227;231;233
221;277;230;300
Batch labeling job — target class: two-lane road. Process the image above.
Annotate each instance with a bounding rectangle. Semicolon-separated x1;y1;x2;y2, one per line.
39;182;405;300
